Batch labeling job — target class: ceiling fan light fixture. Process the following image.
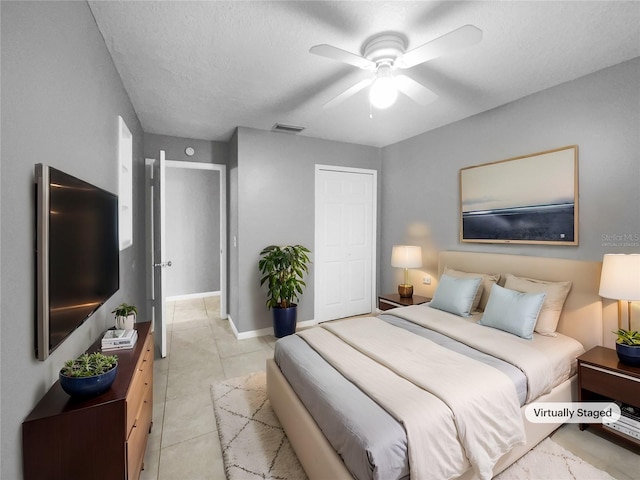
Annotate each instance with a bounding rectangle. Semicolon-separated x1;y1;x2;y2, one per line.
369;76;398;109
369;63;397;109
312;25;481;110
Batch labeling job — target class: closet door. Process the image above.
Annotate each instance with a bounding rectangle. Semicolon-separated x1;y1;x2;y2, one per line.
315;166;377;322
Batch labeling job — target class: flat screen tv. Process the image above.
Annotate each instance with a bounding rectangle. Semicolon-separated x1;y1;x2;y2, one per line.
35;164;119;361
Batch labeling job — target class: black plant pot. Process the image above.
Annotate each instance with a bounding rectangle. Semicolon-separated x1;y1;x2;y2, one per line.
273;304;297;338
616;343;640;367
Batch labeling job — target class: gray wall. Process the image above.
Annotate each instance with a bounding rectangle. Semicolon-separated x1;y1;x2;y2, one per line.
165;168;221;297
0;2;147;478
144;133;229;165
230;128;381;333
381;58;640;298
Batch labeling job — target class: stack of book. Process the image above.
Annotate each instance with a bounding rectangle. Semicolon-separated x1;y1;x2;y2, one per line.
102;329;138;351
604;402;640;441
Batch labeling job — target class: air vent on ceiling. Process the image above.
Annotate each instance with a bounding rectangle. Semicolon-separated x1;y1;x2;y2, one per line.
272;123;306;134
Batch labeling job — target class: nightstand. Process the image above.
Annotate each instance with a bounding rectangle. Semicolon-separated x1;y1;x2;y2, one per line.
378;293;430;311
577;346;640;452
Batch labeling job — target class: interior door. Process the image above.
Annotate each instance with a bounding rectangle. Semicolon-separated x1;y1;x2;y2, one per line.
315;166;376;322
152;150;168;357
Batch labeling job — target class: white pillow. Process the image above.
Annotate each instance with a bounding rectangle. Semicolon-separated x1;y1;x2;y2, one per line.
443;266;500;311
429;274;482;317
504;274;572;336
478;284;546;340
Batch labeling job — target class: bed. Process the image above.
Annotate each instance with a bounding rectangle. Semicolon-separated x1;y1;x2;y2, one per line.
266;251;603;479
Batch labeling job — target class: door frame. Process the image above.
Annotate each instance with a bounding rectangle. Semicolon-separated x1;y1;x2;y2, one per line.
146;159;228;329
165;160;227;318
314;164;377;322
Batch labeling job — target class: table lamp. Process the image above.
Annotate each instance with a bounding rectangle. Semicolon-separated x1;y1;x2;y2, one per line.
599;253;640;330
391;245;422;298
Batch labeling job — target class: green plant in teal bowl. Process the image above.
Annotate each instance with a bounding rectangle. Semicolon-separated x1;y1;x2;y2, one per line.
59;352;118;398
614;329;640;367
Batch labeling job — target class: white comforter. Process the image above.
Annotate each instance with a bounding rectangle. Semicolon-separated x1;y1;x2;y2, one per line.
392;305;585;402
298;316;526;480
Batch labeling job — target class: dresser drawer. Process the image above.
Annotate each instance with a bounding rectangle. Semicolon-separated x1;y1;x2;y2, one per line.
126;380;152;480
580;363;640;407
126;333;153;434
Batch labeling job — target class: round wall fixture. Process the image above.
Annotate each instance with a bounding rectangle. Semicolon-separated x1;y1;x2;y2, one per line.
185;147;195;156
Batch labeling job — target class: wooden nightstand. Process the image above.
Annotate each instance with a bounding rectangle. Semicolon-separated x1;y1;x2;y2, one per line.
577;346;640;452
378;293;430;311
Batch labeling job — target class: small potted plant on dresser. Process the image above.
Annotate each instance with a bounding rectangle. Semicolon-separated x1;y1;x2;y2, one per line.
614;329;640;366
111;302;137;330
258;245;311;338
59;352;118;398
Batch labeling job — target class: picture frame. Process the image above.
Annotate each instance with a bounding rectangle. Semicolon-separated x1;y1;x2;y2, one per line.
460;145;578;245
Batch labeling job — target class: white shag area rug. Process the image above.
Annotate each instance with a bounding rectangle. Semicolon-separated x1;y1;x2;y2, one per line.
211;372;615;480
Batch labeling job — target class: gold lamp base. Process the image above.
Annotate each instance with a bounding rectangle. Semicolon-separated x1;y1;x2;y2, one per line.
398;284;413;298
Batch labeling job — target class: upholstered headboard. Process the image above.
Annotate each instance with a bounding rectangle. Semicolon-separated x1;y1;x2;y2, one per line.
438;251;603;350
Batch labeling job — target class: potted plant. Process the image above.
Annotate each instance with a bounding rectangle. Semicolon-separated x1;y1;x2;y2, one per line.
59;352;118;398
111;302;137;330
258;245;311;338
614;329;640;366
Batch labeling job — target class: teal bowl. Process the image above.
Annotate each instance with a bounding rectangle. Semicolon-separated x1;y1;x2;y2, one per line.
59;365;118;398
616;343;640;367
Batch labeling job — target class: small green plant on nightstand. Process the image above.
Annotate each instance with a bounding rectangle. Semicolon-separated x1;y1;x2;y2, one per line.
614;329;640;346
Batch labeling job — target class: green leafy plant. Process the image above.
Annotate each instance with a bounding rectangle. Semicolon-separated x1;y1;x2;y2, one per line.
60;352;118;378
111;302;137;318
258;245;311;309
614;329;640;346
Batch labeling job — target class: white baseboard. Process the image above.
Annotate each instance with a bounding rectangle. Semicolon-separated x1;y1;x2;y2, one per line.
227;315;318;340
166;291;220;302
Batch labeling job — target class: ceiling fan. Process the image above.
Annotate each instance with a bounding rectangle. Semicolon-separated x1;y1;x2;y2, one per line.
310;25;482;110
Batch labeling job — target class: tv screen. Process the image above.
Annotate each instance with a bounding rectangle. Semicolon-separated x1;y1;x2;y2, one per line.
35;164;119;360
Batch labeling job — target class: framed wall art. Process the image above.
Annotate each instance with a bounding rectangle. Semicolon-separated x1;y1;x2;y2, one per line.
460;145;578;245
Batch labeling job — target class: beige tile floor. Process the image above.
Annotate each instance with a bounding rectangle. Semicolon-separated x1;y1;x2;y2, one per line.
141;296;274;480
141;297;639;480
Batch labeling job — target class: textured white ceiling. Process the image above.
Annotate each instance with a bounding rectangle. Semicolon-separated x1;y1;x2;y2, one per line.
89;1;640;147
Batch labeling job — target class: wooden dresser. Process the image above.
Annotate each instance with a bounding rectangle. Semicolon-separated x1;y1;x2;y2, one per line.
23;322;154;480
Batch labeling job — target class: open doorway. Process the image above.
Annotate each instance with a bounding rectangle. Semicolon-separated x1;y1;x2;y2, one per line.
147;158;227;357
164;162;226;330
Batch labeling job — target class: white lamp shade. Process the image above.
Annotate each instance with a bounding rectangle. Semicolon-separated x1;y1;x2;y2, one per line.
391;245;422;268
599;254;640;301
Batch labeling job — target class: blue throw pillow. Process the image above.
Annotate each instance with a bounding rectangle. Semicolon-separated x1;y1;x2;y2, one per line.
478;284;546;339
429;274;482;317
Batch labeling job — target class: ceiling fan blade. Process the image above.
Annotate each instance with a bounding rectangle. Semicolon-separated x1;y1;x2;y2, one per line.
396;24;482;69
395;75;438;106
323;78;373;109
310;44;375;70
